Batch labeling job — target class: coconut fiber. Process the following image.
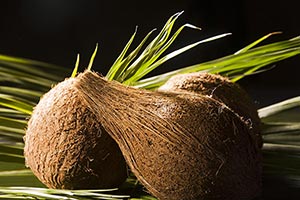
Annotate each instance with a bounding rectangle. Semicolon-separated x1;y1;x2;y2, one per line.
74;71;262;200
24;78;128;189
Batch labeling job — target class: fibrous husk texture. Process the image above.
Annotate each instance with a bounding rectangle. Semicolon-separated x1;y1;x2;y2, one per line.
74;71;262;200
24;78;127;189
158;72;262;148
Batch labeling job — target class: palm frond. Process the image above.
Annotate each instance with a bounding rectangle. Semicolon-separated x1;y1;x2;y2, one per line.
259;96;300;119
0;186;130;200
134;35;300;89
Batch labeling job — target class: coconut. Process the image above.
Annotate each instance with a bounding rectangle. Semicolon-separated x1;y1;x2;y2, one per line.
158;72;262;148
24;78;128;189
74;71;262;200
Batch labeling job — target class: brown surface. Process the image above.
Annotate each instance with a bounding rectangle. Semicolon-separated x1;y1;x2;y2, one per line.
76;71;262;200
24;78;127;189
158;72;262;149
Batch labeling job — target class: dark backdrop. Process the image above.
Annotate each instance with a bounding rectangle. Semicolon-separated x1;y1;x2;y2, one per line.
0;0;299;107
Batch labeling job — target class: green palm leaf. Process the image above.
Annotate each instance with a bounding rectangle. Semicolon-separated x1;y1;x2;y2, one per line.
0;12;299;199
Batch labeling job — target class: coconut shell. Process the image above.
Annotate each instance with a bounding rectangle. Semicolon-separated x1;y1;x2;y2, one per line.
158;72;262;148
24;78;128;189
75;71;262;200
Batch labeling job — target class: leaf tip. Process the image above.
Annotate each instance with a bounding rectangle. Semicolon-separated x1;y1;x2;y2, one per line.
71;54;80;78
87;43;99;71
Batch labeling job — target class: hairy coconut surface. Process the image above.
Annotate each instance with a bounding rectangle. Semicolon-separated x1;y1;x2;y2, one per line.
24;78;128;189
75;71;262;200
158;72;262;149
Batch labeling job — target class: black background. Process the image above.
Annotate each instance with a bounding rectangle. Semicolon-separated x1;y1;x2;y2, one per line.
0;0;299;107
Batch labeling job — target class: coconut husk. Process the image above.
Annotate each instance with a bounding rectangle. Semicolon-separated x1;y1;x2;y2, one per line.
24;78;128;189
74;71;262;200
158;72;262;149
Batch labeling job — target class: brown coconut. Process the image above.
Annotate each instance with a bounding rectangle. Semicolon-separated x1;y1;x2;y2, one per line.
158;72;262;148
74;71;262;200
24;78;128;189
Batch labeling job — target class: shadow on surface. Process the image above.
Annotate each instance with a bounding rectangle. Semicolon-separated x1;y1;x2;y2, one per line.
261;174;300;200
